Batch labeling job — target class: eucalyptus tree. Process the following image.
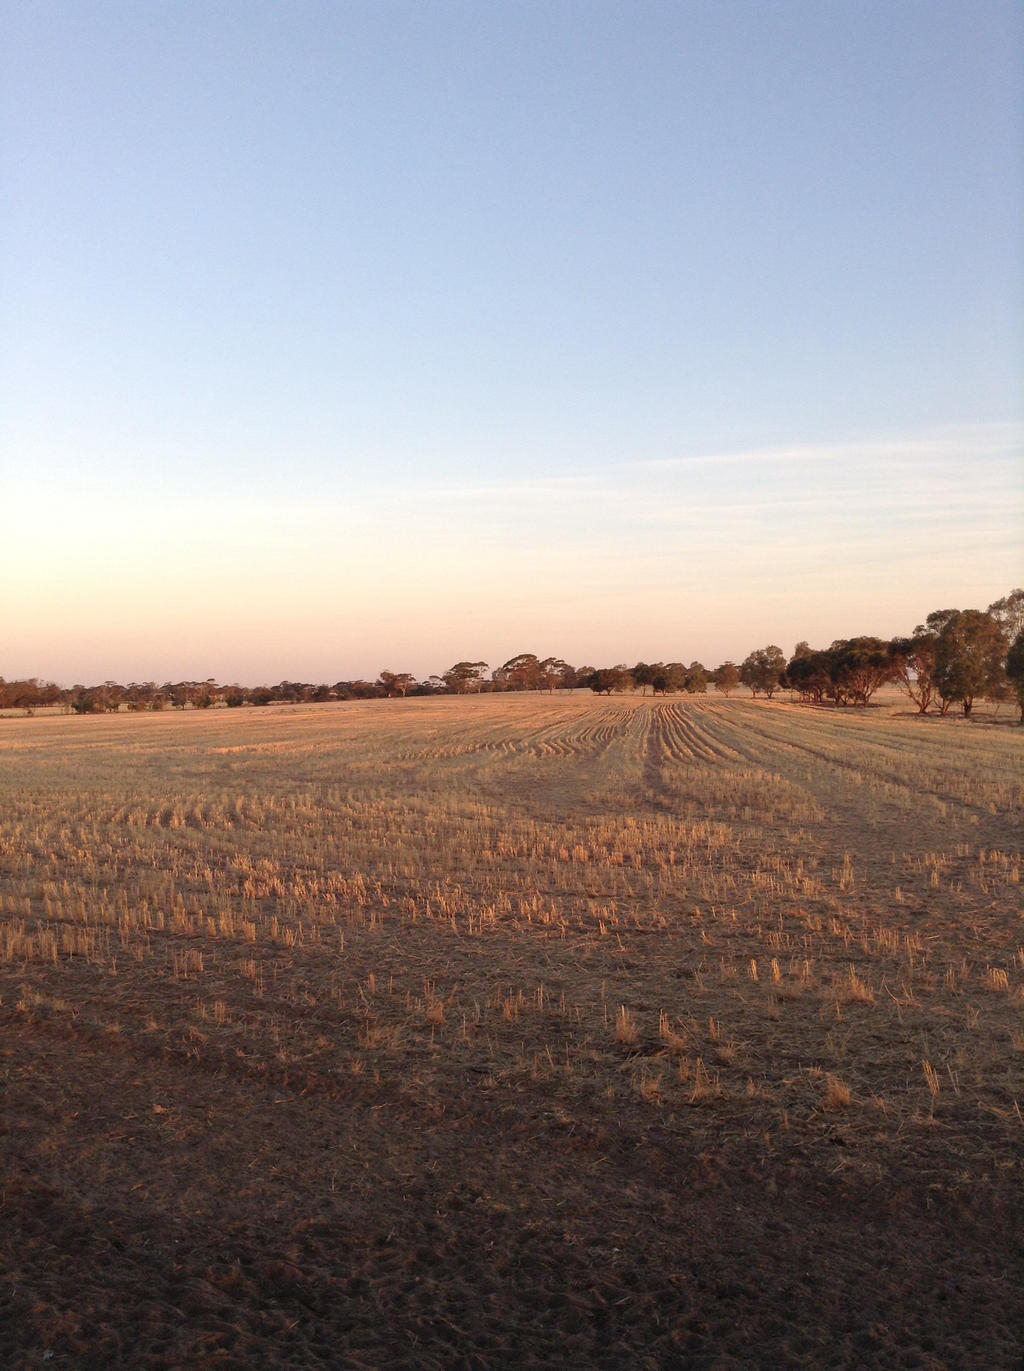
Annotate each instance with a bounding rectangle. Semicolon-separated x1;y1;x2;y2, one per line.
713;662;740;697
1005;631;1024;721
987;589;1024;644
931;610;1008;717
493;653;545;691
740;646;786;698
889;631;940;713
786;650;832;704
378;670;417;697
538;657;574;691
442;661;489;693
587;666;630;695
632;662;658;695
827;638;893;705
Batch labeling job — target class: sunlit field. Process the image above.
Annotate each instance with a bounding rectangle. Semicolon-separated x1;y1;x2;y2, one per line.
2;695;1022;1369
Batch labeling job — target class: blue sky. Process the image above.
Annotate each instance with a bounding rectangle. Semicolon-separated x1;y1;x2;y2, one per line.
2;1;1021;684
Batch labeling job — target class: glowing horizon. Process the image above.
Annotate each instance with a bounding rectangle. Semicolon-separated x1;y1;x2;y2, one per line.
3;423;1019;687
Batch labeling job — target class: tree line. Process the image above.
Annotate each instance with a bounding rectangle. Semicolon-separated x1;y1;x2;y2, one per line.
3;589;1022;720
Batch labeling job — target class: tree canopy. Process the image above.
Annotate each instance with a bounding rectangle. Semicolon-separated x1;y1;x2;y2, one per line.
931;610;1008;717
740;646;786;699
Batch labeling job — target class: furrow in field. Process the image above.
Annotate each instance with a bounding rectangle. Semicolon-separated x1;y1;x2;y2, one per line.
657;703;735;764
675;700;754;763
724;707;1020;820
654;704;700;762
520;707;629;758
663;702;790;779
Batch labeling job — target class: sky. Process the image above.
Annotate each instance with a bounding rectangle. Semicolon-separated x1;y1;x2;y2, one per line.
2;0;1022;686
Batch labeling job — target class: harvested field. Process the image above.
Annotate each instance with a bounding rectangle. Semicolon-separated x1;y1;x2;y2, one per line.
1;694;1022;1369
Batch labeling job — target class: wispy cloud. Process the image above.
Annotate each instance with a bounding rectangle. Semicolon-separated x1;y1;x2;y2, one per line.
626;421;1024;472
355;421;1024;510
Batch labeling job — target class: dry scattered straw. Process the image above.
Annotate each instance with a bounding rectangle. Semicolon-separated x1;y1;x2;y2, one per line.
0;693;1021;1366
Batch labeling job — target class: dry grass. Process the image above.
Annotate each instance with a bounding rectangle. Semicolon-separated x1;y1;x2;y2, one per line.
0;693;1022;1369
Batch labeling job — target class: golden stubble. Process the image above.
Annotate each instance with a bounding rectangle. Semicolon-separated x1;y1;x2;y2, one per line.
1;691;1021;1161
